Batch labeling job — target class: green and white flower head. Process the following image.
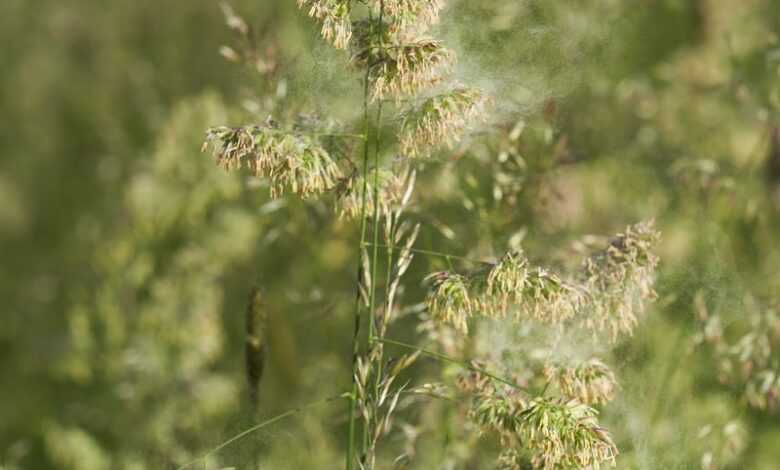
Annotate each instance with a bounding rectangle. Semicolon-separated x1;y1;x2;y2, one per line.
298;0;353;49
425;271;475;334
351;20;455;102
380;0;447;32
399;87;489;158
544;359;618;405
513;398;618;469
202;125;343;199
483;249;529;317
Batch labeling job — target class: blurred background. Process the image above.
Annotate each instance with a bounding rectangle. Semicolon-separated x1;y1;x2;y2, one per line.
1;0;780;468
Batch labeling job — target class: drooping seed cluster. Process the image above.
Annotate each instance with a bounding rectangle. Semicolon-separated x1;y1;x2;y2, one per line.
424;221;660;338
512;398;618;469
425;260;587;335
399;87;489;158
424;259;573;333
484;250;529;312
461;368;618;470
544;359;618;405
297;0;353;49
202;125;343;199
424;272;474;334
521;268;587;324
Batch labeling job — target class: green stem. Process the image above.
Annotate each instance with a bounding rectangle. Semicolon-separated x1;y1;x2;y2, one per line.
361;99;384;462
178;394;346;470
383;219;395;332
362;3;387;467
346;50;375;470
367;102;384;347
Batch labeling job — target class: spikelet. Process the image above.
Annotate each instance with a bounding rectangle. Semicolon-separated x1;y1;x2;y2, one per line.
424;271;474;334
297;0;353;49
424;255;585;333
202;125;343;199
581;220;661;340
423;222;657;336
351;20;454;102
513;398;618;469
469;390;617;469
543;359;618;406
483;249;528;317
399;87;488;158
520;267;585;325
380;0;446;32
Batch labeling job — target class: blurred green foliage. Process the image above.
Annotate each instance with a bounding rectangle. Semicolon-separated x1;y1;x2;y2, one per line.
1;0;780;468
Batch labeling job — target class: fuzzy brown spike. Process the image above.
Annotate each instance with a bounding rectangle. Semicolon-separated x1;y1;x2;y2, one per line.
767;126;780;209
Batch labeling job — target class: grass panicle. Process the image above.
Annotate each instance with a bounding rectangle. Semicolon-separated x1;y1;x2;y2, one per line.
351;21;455;102
399;87;488;158
298;0;353;49
202;125;344;199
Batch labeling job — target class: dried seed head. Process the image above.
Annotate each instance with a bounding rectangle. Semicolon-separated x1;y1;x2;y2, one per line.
399;87;489;158
297;0;353;49
202;125;343;199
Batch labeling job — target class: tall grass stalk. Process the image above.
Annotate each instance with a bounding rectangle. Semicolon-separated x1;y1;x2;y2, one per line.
346;36;376;470
201;2;661;468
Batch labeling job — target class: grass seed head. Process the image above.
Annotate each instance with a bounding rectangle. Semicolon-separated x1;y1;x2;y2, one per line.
425;271;474;334
202;125;343;199
544;359;618;405
381;0;446;33
351;21;454;102
399;87;489;158
298;0;353;49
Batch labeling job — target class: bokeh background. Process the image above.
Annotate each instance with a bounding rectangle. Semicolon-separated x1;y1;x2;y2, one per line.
2;0;780;468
